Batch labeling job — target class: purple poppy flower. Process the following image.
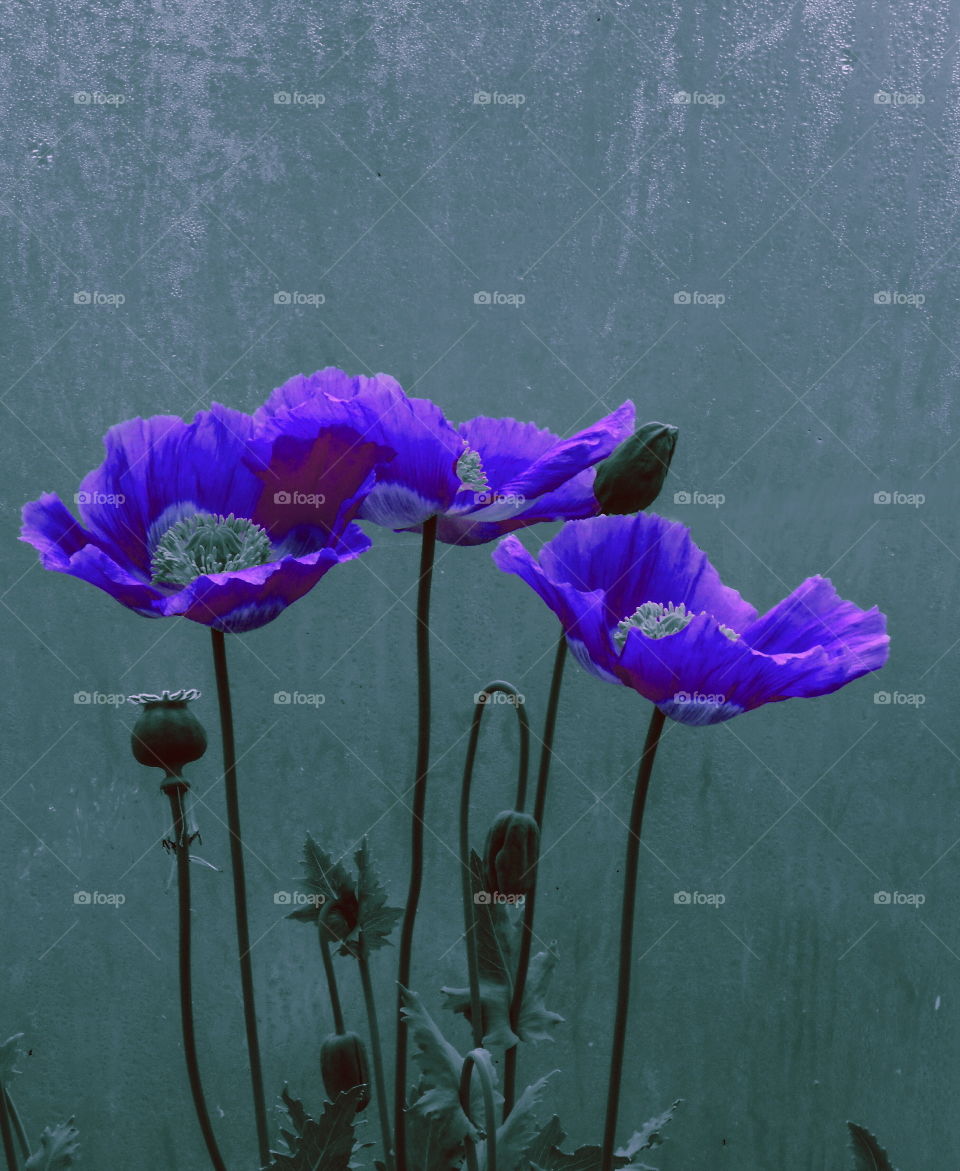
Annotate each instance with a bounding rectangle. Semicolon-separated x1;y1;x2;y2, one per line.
433;402;637;545
256;367;465;529
493;513;889;725
21;404;393;633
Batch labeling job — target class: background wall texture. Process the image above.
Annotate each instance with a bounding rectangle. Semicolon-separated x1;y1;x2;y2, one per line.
1;1;955;1168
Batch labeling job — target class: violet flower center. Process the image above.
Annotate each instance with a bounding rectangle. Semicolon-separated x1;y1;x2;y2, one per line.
613;601;739;650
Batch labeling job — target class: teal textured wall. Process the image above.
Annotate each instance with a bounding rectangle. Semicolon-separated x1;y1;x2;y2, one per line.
1;2;954;1167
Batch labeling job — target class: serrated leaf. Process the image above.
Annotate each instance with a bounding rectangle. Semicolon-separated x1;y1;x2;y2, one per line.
292;835;356;927
343;837;402;957
268;1086;363;1170
401;987;496;1146
24;1119;79;1170
848;1122;898;1171
0;1035;24;1087
405;1095;467;1171
479;1073;556;1171
616;1100;682;1157
443;854;560;1050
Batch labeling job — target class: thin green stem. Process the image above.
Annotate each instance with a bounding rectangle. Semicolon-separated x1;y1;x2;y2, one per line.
394;515;437;1171
459;681;528;1052
358;939;395;1171
318;913;345;1036
459;1049;498;1171
210;629;270;1170
503;634;566;1116
164;781;229;1171
599;705;667;1171
0;1087;18;1171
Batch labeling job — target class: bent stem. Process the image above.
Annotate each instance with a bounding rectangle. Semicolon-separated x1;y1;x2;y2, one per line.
318;910;345;1036
459;1049;498;1171
1;1092;28;1165
459;681;529;1052
503;635;566;1115
599;705;667;1171
394;514;437;1171
210;628;270;1170
164;780;229;1171
0;1088;18;1171
358;938;395;1171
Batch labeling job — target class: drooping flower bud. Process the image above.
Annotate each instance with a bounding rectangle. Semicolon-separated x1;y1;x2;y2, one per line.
482;810;540;897
593;421;678;514
129;689;207;778
320;1031;370;1110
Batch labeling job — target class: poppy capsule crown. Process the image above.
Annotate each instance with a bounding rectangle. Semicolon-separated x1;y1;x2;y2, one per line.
129;690;207;777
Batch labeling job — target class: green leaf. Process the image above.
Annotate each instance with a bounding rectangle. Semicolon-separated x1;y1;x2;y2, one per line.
345;837;402;957
269;1086;363;1170
290;835;356;926
480;1073;556;1171
442;854;561;1050
400;987;492;1146
616;1100;682;1158
404;1094;467;1171
0;1034;24;1088
24;1120;80;1170
848;1122;898;1171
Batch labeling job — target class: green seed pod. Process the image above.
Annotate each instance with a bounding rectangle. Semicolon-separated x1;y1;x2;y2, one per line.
483;810;540;897
129;690;207;777
593;421;679;514
320;1031;370;1110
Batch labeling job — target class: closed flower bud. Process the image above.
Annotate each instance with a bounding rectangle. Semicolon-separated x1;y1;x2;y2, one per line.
129;689;207;777
483;810;540;897
593;421;678;514
320;1031;370;1110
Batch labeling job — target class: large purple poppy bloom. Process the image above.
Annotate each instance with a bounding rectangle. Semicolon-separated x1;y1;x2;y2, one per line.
256;367;636;545
256;367;465;529
493;513;889;725
21;404;393;633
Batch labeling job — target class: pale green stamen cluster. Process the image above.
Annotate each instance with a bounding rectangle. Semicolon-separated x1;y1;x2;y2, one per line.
614;600;739;651
457;447;489;492
151;512;272;586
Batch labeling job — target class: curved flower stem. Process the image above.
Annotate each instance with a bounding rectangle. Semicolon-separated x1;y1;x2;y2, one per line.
599;705;667;1171
394;514;437;1171
459;1049;498;1171
164;780;229;1171
357;937;395;1171
503;635;567;1116
1;1092;28;1164
210;629;270;1170
0;1087;18;1171
459;682;529;1052
317;914;345;1036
